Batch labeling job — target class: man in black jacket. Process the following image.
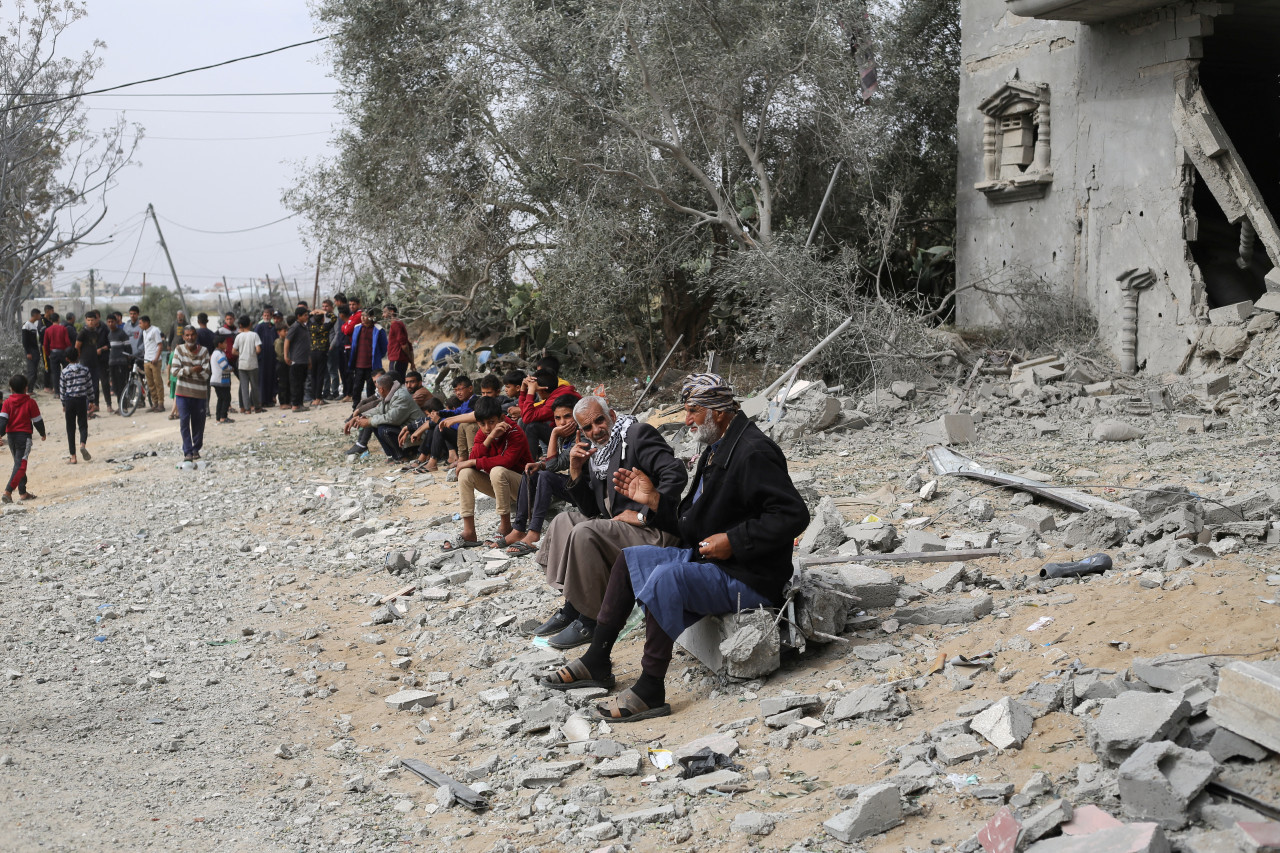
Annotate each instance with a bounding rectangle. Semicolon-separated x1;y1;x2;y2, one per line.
532;395;687;650
542;373;809;722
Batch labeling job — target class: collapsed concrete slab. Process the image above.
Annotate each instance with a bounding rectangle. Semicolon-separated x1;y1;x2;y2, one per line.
1208;661;1280;753
1117;741;1217;829
894;592;993;626
1087;692;1192;766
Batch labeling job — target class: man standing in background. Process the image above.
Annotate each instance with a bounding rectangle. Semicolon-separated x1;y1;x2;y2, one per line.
383;304;413;378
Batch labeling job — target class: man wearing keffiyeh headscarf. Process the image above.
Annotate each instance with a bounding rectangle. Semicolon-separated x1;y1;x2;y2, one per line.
539;373;809;724
529;394;687;650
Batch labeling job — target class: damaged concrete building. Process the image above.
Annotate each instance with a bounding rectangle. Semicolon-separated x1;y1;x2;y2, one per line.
955;0;1280;373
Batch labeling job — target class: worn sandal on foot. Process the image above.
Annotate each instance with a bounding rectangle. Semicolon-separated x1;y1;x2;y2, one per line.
593;689;671;722
505;541;538;557
440;537;482;552
541;658;615;692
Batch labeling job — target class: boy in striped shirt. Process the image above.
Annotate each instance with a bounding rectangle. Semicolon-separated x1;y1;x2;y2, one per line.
59;346;93;464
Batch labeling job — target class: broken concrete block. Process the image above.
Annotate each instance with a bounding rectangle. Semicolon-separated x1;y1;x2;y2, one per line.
1019;799;1074;848
1177;414;1206;434
1118;741;1217;829
760;693;823;717
730;811;775;837
1088;691;1192;766
971;697;1035;750
939;412;977;445
902;530;947;552
677;610;780;679
1024;823;1169;853
822;782;904;842
594;750;642;778
1085;380;1116;397
831;684;898;722
832;564;899;608
1193;373;1231;397
849;523;897;552
799;496;846;554
969;498;995;522
384;690;438;711
920;562;966;594
1092;419;1145;442
673;733;739;760
1062;509;1128;549
1208;661;1280;753
1257;291;1280;313
1206;728;1268;763
1208;300;1253;325
1198;326;1249;359
935;733;986;765
894;593;993;626
1014;505;1058;534
614;804;676;824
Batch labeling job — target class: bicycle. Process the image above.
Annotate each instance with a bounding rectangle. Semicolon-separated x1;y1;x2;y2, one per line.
118;357;149;417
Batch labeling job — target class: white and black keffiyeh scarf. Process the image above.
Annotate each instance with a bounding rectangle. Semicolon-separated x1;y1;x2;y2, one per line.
588;414;636;480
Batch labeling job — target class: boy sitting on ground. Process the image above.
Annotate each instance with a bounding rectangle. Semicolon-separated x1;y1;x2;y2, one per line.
502;392;581;556
443;396;533;551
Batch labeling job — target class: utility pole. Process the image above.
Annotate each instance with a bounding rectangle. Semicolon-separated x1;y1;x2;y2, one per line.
88;269;95;308
146;204;190;317
312;251;321;308
141;272;146;300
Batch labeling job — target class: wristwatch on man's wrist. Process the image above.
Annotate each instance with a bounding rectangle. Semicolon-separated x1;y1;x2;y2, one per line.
635;509;648;526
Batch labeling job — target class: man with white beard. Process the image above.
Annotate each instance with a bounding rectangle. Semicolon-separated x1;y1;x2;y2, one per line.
540;373;810;722
531;394;687;650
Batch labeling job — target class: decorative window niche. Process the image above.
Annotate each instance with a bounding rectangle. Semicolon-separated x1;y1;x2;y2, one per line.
976;76;1053;204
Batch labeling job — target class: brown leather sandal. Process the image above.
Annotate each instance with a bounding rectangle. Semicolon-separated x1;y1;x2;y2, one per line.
593;688;671;722
540;658;615;691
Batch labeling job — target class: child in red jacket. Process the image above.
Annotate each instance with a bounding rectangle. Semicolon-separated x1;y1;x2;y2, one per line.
445;395;533;550
0;375;47;502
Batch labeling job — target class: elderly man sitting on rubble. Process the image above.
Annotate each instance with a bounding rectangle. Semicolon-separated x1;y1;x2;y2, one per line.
531;394;687;650
541;373;809;722
352;373;425;461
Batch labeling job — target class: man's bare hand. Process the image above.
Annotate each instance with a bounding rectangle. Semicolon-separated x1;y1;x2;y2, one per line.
524;461;545;476
489;421;510;439
614;509;645;527
568;435;591;477
697;533;732;560
398;426;410;445
613;467;656;508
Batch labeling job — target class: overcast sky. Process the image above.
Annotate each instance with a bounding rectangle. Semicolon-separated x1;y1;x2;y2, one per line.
55;0;343;307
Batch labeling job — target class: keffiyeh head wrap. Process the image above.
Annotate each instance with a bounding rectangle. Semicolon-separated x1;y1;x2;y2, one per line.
680;373;739;412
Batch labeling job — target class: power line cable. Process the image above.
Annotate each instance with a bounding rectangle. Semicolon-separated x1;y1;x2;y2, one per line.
156;212;298;235
144;130;331;142
87;107;342;115
4;36;332;108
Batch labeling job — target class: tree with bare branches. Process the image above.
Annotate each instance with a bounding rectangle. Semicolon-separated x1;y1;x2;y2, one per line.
0;0;141;332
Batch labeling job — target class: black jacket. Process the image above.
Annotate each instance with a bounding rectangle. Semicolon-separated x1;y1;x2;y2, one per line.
568;420;687;519
651;411;810;607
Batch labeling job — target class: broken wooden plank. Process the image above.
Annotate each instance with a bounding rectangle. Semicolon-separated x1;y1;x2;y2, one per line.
379;583;416;605
800;548;1000;568
401;758;489;811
